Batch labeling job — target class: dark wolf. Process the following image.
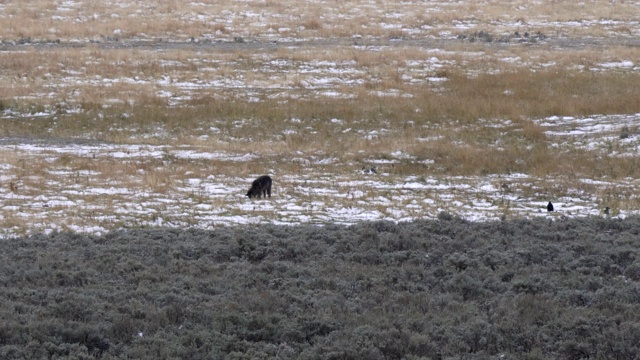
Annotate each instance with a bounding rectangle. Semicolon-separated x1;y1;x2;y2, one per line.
246;175;272;199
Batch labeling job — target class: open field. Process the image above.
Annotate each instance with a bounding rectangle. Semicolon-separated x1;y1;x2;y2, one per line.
1;0;640;238
1;2;640;359
1;218;639;359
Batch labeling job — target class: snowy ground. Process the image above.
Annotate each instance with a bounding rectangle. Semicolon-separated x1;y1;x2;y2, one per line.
1;111;640;238
2;48;640;237
2;1;640;237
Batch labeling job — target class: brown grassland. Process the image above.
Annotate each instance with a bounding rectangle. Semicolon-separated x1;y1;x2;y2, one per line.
1;0;640;234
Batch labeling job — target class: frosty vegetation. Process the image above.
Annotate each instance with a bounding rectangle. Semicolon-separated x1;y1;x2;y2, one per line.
1;217;639;359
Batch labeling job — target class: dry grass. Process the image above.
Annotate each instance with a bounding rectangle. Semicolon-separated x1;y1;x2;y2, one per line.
1;0;640;234
1;1;638;42
2;64;640;180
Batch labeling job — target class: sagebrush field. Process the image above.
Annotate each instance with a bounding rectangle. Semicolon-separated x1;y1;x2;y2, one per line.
1;1;640;358
1;217;639;359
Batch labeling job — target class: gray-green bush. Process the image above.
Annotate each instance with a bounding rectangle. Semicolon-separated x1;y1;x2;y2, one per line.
0;217;639;359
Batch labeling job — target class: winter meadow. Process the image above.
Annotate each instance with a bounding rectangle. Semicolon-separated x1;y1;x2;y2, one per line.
1;1;640;359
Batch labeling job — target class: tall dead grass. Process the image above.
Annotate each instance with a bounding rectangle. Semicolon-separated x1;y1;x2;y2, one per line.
0;0;637;42
3;65;640;180
435;70;640;121
2;19;640;181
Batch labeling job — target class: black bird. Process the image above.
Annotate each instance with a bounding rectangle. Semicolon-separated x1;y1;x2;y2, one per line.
604;207;610;215
547;202;554;212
